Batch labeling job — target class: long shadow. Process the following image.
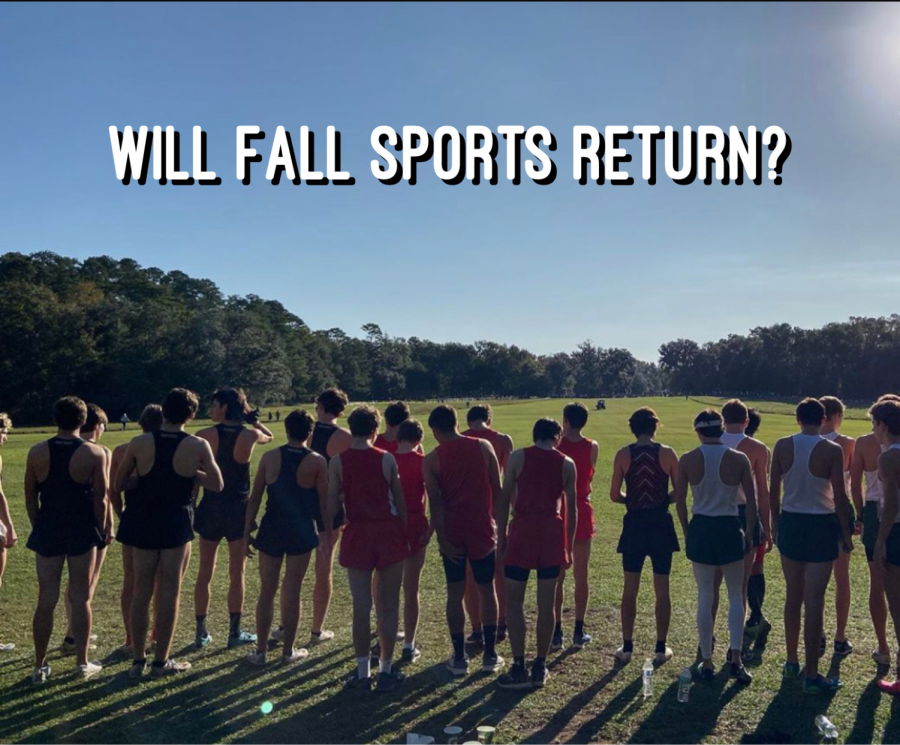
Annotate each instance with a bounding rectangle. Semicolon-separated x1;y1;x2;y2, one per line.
846;678;881;745
741;675;837;744
565;675;644;744
883;695;900;745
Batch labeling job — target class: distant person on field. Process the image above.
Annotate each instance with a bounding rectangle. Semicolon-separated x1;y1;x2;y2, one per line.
462;404;514;646
852;393;900;669
496;418;576;690
771;397;853;694
868;400;900;694
243;409;329;666
25;396;108;684
819;396;857;657
275;410;281;422
120;413;130;431
610;408;680;664
0;413;17;652
676;409;755;684
194;388;274;649
329;405;407;691
110;404;164;652
554;402;598;651
425;404;504;677
115;388;223;677
268;411;273;422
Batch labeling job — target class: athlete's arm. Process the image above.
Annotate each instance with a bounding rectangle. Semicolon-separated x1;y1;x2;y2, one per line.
674;456;690;540
563;457;577;559
385;453;407;527
496;450;523;558
609;448;627;504
590;440;600;469
829;445;853;552
739;452;757;555
425;451;462;561
196;439;224;492
662;446;680;503
876;452;900;568
327;428;353;459
849;437;867;520
769;440;785;543
312;454;332;547
108;446;125;518
482;441;502;513
24;447;39;528
90;446;110;536
0;457;16;548
244;455;268;556
751;443;771;545
114;441;138;495
326;455;344;528
252;421;274;445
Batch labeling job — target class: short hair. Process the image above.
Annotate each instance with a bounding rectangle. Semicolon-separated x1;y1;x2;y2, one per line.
694;408;724;439
533;418;562;443
563;402;588;430
398;419;424;444
869;400;900;436
137;404;163;433
467;405;492;424
721;399;749;425
317;388;349;416
428;405;458;434
163;388;199;425
81;404;108;434
285;409;314;442
384;401;410;428
629;407;659;437
348;405;380;437
796;397;826;427
54;396;88;431
820;396;845;420
746;408;762;438
213;388;249;421
878;394;900;403
0;412;12;431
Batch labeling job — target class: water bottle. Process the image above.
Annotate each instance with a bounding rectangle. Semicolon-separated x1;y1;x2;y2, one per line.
642;659;654;698
814;715;838;741
677;667;692;703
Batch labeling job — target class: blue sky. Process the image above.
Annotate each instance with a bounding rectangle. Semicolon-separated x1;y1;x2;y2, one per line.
1;2;898;361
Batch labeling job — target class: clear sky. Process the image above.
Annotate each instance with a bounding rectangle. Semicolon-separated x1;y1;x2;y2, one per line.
1;2;898;361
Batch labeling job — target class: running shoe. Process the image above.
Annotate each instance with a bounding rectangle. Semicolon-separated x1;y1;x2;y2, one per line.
497;625;508;643
872;649;892;666
614;647;633;663
695;662;715;682
572;630;592;649
77;661;103;679
375;668;404;692
396;631;406;641
309;629;334;645
401;645;421;664
833;639;853;656
246;650;267;667
0;642;15;652
803;674;842;694
877;679;900;695
783;661;801;679
194;631;213;649
530;663;550;689
497;662;530;690
655;647;673;665
730;663;753;684
61;636;98;656
128;660;146;679
445;654;469;677
31;665;51;685
228;630;257;648
343;671;373;690
550;629;564;652
481;652;505;672
466;630;484;649
151;659;192;677
280;648;309;665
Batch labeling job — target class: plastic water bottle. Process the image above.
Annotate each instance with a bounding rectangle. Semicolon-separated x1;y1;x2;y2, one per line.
814;715;838;741
642;659;654;698
677;667;692;703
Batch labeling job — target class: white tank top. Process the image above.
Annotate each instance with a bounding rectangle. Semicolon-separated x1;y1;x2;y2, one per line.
822;431;851;495
878;443;900;524
721;432;748;505
691;444;740;517
865;443;887;503
782;434;834;514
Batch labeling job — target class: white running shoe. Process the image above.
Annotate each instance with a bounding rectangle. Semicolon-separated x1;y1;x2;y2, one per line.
31;665;51;685
62;637;98;656
614;647;633;663
0;642;15;652
151;659;192;677
270;626;285;642
246;651;267;667
78;661;103;679
309;630;334;645
281;648;309;665
873;649;892;666
655;647;674;665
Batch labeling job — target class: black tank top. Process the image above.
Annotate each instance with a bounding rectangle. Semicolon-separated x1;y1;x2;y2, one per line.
264;446;319;525
205;423;250;501
310;422;337;462
625;443;671;512
37;437;94;522
139;430;195;509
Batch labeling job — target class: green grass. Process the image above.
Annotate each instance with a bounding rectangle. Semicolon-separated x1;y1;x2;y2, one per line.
0;397;896;744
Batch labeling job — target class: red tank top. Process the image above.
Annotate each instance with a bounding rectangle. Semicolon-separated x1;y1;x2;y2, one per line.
435;437;493;518
339;448;394;523
463;427;508;470
395;451;426;516
557;437;594;501
516;446;566;517
373;434;398;454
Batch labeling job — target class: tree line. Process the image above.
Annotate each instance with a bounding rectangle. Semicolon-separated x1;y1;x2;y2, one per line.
0;252;895;424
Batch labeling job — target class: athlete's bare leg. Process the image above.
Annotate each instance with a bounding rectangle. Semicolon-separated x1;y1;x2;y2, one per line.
347;568;374;659
311;530;339;634
536;577;557;659
255;552;283;655
280;553;311;655
505;577;528;659
227;538;248;614
66;550;96;667
802;561;833;678
653;572;672;643
463;564;481;632
121;545;134;645
833;549;852;642
193;538;219;618
375;560;404;665
868;559;891;657
403;548;427;644
151;545;190;663
621;572;640;642
33;555;65;668
781;555;805;665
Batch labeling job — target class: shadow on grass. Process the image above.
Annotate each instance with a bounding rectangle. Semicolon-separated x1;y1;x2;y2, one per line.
881;693;900;744
563;674;644;744
740;675;839;745
845;678;882;745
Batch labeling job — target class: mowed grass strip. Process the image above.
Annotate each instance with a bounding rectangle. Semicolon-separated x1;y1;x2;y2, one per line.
0;397;896;744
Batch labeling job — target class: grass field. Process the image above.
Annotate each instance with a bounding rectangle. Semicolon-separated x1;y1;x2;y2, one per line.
0;396;897;744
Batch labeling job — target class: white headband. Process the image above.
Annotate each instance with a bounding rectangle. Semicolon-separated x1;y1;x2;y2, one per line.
694;418;722;430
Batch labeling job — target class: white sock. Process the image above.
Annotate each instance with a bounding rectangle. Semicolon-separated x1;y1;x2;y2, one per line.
403;641;415;650
379;657;392;674
356;656;370;679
